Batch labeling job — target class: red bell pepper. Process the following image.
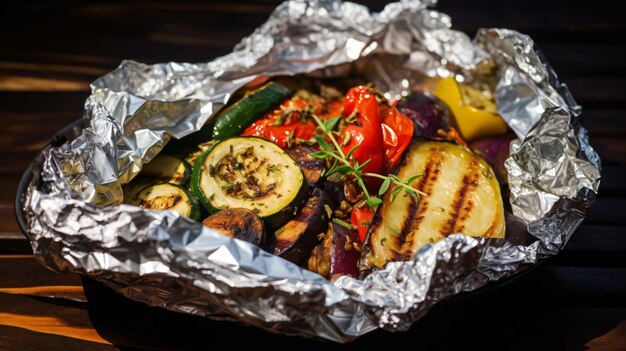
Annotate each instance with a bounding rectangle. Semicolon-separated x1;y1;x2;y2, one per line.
242;98;316;148
351;204;374;243
340;86;384;176
242;97;343;149
380;103;414;172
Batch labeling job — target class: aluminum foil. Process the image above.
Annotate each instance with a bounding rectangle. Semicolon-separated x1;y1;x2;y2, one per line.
22;0;601;342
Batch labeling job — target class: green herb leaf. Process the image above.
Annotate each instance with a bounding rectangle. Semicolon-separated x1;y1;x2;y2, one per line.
365;197;382;207
309;151;329;159
345;143;359;161
324;115;342;132
407;188;419;203
355;159;371;173
314;134;332;152
390;185;403;203
379;177;391;196
335;165;354;176
404;174;422;185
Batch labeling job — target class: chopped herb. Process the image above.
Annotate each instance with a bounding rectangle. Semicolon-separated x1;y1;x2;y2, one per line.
221;182;237;191
436;207;445;212
209;194;215;201
229;145;234;154
268;164;280;173
333;218;355;230
379;237;387;245
243;146;254;157
272;115;285;126
324;204;333;218
360;221;370;227
234;162;244;170
387;226;401;235
473;149;482;155
428;237;435;244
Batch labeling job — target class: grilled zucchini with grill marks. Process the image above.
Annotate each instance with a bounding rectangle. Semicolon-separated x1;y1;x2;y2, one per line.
190;137;307;229
359;140;505;271
123;154;192;202
128;183;201;221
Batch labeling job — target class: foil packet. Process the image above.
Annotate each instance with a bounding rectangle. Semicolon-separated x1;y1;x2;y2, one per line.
22;0;601;342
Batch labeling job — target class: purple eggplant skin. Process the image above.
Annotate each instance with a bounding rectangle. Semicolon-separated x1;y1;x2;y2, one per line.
308;221;360;280
272;188;329;264
469;134;516;184
202;208;265;247
285;146;325;187
397;91;453;138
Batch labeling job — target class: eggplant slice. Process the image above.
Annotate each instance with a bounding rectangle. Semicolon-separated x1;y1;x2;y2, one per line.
285;145;325;187
202;208;265;247
272;188;328;264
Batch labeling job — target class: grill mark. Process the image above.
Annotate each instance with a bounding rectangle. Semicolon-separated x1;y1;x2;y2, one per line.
401;147;443;251
440;160;480;236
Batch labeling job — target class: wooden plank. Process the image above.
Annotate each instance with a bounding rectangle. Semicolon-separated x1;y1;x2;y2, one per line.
0;325;115;351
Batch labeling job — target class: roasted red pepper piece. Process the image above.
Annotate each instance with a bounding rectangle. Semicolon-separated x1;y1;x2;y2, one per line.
380;103;414;172
340;86;384;176
242;98;316;148
351;203;374;243
242;97;343;148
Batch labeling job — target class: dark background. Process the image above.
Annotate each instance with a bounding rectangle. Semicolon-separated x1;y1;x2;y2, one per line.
0;1;625;350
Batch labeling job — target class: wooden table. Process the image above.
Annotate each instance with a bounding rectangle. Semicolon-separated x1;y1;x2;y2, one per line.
1;1;625;349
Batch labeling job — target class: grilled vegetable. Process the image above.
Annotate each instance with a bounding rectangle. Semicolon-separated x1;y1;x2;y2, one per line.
359;140;505;271
127;183;201;221
241;98;317;149
380;104;414;172
434;77;508;141
123;154;192;202
397;91;452;139
211;82;291;140
308;221;360;280
142;154;192;186
202;208;265;246
469;134;515;184
190;137;307;229
272;188;328;263
284;146;324;186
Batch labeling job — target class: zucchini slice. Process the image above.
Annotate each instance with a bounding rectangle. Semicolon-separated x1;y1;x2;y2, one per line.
128;183;201;221
211;82;291;140
141;154;192;186
191;137;307;228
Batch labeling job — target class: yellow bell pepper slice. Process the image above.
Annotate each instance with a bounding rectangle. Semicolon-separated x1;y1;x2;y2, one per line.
434;77;508;141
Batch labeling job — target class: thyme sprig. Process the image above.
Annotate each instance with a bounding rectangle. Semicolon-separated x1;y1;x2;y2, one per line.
309;114;426;208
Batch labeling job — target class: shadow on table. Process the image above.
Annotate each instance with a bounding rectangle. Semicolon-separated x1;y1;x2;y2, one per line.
81;267;625;351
